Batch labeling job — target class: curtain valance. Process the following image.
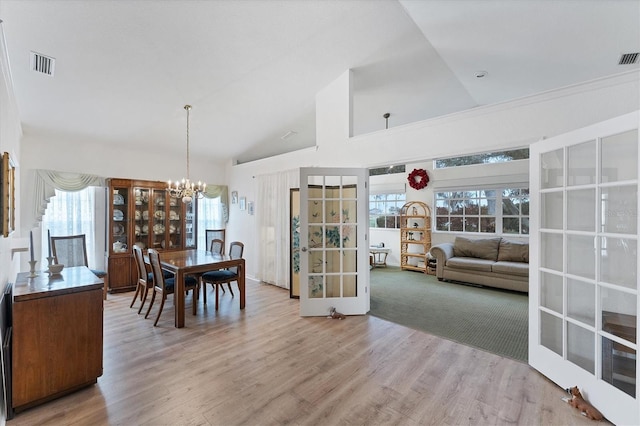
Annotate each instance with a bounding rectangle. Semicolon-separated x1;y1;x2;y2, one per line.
33;169;105;225
203;185;229;223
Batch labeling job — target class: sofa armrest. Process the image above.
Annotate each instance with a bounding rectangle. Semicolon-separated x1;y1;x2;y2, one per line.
430;243;454;279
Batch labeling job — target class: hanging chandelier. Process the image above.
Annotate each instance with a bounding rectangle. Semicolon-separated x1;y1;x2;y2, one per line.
168;105;206;204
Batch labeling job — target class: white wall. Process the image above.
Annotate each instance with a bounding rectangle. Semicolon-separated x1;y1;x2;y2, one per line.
226;70;639;278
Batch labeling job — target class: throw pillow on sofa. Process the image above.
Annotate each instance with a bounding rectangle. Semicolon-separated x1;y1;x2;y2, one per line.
497;239;529;263
452;236;501;261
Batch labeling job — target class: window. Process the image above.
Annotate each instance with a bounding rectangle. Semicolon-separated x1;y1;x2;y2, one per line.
435;187;529;235
369;165;406;176
435;149;529;169
41;187;98;265
197;196;223;250
370;193;406;229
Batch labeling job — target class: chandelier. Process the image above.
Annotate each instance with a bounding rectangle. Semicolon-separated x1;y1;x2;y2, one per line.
168;105;206;204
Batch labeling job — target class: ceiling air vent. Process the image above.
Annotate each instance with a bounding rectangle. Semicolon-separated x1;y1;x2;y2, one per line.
618;52;639;65
30;51;55;76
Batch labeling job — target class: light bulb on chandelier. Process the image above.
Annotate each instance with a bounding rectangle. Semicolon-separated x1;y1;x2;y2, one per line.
167;105;206;203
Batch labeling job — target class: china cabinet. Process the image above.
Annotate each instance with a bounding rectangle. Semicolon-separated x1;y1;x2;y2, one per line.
107;178;197;292
400;201;432;273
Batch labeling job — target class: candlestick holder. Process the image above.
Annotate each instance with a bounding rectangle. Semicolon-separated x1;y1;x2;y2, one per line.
28;260;39;278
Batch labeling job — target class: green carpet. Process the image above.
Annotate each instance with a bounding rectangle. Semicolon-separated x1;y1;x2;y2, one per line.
369;267;528;362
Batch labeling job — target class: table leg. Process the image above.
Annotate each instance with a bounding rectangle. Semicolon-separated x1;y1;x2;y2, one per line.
239;260;245;309
175;270;185;328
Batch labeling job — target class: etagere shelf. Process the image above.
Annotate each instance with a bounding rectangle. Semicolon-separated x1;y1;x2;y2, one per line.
106;178;197;292
400;201;432;273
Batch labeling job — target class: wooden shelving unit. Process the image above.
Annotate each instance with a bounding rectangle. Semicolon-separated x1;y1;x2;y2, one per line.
400;201;432;273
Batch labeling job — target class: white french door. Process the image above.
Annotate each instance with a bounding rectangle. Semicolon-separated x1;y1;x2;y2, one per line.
299;167;369;316
529;111;639;425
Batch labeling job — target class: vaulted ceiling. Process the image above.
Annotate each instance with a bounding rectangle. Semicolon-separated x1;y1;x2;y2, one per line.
1;0;638;164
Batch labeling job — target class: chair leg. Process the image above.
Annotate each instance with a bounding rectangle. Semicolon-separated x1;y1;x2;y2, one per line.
144;289;157;319
129;283;142;308
153;292;166;327
215;283;220;310
138;286;150;315
202;281;208;305
227;282;234;297
192;288;197;315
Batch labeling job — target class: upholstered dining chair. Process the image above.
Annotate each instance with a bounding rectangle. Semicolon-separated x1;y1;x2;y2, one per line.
131;245;175;314
145;248;199;326
51;234;108;300
200;241;244;310
205;229;226;254
131;245;152;314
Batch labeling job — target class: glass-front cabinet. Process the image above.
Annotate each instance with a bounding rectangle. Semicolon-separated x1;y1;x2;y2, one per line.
106;178;198;292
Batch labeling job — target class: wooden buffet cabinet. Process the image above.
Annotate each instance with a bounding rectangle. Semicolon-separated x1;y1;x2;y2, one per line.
12;267;103;414
106;178;196;292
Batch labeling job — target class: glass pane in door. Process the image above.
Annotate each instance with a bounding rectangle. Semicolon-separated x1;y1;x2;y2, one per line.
541;149;564;189
601;129;638;183
567;322;595;374
601;185;638;234
567;140;596;186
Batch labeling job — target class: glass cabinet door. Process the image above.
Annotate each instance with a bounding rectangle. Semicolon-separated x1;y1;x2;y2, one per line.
133;187;151;250
168;196;182;249
152;189;167;249
184;199;196;249
111;187;129;254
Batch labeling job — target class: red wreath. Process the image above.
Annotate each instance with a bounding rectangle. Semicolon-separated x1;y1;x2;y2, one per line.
408;168;429;190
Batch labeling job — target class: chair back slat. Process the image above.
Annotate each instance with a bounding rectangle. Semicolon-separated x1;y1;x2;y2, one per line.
228;241;244;274
133;245;147;284
51;234;89;268
209;239;224;255
147;249;166;291
205;229;225;254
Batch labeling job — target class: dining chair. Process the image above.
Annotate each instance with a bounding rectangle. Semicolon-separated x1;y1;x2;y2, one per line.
200;241;244;310
51;234;108;300
198;238;225;303
205;229;226;254
144;248;198;326
131;245;153;314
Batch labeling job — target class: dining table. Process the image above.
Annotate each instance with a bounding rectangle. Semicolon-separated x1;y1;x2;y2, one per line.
147;249;245;328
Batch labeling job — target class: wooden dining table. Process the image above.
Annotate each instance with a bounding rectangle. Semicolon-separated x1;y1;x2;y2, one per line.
148;249;245;328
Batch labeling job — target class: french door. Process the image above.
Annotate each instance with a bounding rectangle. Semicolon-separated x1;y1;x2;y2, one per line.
299;167;369;316
529;111;639;425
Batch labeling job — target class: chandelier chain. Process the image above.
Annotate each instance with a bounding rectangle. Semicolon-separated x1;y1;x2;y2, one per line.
167;104;205;204
185;104;191;180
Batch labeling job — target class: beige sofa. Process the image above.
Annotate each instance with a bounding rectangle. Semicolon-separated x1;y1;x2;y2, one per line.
429;236;529;293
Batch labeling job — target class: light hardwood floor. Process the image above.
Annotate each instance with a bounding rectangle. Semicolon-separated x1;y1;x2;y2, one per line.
9;281;609;425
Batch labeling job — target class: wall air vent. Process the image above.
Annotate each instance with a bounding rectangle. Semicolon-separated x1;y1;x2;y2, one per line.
618;52;639;65
30;51;55;76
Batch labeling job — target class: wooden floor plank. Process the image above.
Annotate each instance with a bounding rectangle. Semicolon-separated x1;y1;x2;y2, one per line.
8;282;610;425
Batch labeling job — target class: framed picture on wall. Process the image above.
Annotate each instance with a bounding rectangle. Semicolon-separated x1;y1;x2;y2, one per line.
231;191;238;204
247;201;254;215
239;197;246;211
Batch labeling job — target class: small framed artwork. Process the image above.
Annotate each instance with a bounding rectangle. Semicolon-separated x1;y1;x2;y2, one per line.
1;152;16;237
239;197;246;211
231;191;238;204
247;201;254;215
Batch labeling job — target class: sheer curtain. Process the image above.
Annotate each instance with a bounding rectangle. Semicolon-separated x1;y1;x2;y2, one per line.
41;188;98;267
197;196;223;250
256;169;299;289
